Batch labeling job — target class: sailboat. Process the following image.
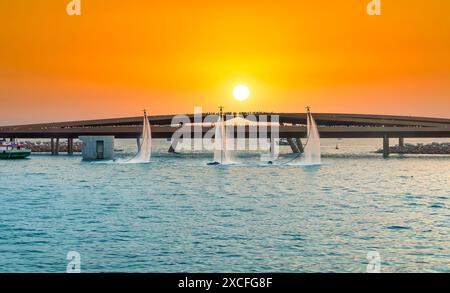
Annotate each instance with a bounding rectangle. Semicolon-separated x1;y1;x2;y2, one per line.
126;110;152;163
208;107;231;165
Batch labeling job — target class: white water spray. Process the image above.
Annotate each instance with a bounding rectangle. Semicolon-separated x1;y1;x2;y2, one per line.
210;112;232;165
127;110;152;163
301;111;321;165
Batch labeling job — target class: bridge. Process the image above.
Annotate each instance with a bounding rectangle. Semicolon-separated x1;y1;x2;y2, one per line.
1;113;449;157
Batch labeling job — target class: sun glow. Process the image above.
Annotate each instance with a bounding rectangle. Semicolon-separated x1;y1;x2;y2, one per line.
233;85;250;101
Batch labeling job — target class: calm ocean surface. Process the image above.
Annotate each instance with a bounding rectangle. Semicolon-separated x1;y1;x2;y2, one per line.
0;138;449;272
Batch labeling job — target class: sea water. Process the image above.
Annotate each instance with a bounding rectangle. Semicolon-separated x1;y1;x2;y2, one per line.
0;138;449;272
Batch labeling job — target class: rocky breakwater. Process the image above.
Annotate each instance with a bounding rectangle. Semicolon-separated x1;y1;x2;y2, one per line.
377;142;450;155
18;141;82;153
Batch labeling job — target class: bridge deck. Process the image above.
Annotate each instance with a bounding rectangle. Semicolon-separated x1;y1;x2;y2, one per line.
1;113;449;139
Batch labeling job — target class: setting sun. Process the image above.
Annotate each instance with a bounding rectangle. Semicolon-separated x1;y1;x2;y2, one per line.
233;85;250;101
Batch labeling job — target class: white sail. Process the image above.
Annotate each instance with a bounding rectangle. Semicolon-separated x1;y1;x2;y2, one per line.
302;112;321;165
128;112;152;163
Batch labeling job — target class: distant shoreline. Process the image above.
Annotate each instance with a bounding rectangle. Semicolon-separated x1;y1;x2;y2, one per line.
18;141;82;153
377;142;450;155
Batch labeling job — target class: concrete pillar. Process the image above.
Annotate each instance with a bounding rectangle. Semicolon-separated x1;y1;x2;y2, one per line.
51;138;55;155
136;138;141;152
269;139;276;156
383;135;390;158
399;137;405;148
287;138;300;153
260;138;278;162
79;136;115;160
295;138;304;153
55;138;60;155
68;138;74;155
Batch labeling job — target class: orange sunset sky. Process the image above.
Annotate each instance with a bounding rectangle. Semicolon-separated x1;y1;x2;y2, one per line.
1;0;449;125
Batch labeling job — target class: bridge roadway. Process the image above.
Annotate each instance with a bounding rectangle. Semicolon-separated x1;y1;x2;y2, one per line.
1;113;449;139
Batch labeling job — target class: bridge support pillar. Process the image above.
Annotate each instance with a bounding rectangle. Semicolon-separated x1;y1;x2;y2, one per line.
51;138;55;155
55;138;60;155
295;138;304;153
68;138;74;155
269;138;278;158
383;136;390;158
399;137;405;148
287;138;300;153
137;138;141;152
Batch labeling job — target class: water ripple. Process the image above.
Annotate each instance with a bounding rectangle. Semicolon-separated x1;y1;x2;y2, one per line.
0;139;449;272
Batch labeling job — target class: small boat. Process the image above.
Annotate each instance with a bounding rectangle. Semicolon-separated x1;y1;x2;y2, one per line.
0;143;31;159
